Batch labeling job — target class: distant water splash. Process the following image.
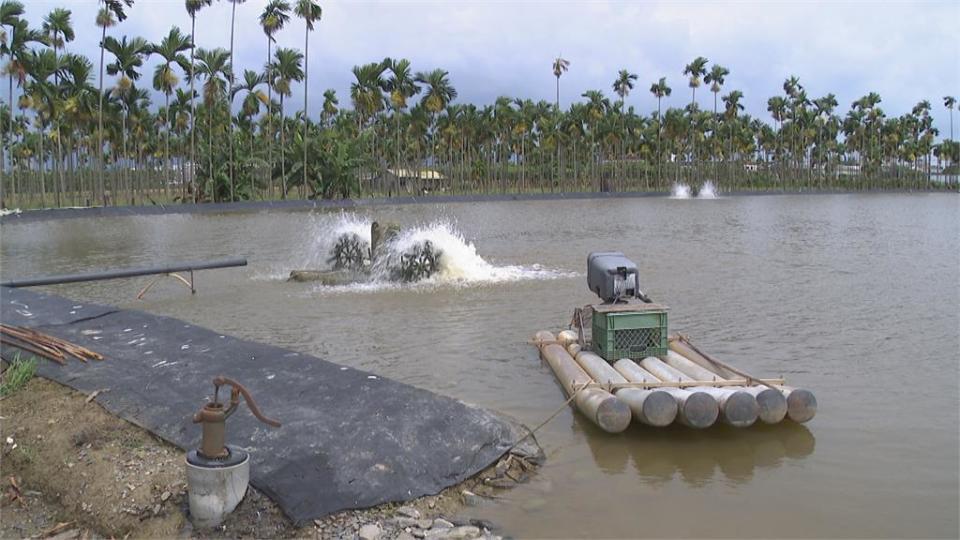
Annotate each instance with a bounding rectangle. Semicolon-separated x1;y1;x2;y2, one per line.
670;181;719;199
699;180;718;199
275;213;573;292
670;183;692;199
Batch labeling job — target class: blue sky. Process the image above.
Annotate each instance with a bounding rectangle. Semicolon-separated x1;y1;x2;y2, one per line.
20;0;960;138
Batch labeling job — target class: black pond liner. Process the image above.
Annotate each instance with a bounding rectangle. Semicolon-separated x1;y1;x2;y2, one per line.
0;286;525;524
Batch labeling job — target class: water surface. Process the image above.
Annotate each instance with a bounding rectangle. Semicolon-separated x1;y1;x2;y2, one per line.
2;193;957;538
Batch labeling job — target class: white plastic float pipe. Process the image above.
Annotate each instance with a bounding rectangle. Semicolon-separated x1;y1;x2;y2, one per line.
738;386;788;424
665;346;786;424
618;358;719;429
668;339;816;423
574;351;678;427
640;355;758;427
662;351;760;428
534;331;631;433
775;386;818;423
557;330;579;347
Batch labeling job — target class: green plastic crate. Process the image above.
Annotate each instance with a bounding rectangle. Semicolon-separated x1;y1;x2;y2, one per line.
592;309;668;361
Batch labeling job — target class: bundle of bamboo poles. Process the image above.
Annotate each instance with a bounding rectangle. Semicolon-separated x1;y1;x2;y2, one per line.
0;324;103;365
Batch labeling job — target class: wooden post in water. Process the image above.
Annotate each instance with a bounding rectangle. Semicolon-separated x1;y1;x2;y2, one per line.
661;351;759;427
534;332;631;433
618;358;719;429
668;339;813;423
574;351;678;427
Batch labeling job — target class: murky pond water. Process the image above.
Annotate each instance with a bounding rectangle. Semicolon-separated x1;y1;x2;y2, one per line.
2;193;958;538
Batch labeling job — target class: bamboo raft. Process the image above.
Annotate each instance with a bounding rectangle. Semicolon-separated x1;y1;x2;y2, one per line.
532;330;817;433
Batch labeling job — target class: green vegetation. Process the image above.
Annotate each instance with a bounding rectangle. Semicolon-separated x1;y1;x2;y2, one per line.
0;353;37;397
0;0;956;210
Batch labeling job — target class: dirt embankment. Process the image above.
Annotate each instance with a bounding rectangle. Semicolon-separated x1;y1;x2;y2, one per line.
1;377;539;539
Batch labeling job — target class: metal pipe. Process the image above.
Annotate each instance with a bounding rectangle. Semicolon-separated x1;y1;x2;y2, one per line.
0;258;248;288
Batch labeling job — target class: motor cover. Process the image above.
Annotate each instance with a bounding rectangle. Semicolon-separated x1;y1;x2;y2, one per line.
587;252;641;302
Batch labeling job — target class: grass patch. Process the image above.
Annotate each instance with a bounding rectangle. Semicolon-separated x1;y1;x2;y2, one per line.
119;434;144;450
1;355;38;397
15;443;37;463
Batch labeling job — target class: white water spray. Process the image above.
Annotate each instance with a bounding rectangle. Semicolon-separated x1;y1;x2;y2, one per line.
670;181;719;199
288;214;572;292
670;183;692;199
302;211;372;270
699;180;718;199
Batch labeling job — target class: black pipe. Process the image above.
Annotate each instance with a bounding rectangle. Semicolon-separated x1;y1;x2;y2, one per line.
0;258;248;288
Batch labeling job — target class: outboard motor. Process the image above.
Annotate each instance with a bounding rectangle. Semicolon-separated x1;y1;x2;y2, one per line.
587;252;651;303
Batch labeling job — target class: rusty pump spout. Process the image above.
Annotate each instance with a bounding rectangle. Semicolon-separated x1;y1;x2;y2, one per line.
193;376;281;460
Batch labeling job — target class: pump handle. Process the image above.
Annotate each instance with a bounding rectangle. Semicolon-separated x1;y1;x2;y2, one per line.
212;376;282;427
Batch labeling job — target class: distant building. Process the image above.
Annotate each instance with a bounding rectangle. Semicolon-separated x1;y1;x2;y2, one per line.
383;168;448;194
838;164;861;176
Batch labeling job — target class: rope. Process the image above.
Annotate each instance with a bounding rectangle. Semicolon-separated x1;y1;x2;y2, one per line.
503;382;589;456
675;334;782;391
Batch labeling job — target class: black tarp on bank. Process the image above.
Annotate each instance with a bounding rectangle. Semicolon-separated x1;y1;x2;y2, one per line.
0;286;526;524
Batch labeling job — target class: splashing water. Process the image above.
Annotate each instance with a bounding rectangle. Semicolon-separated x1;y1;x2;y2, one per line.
670;182;718;199
371;221;543;283
302;212;373;270
670;183;692;199
284;214;572;292
699;180;718;199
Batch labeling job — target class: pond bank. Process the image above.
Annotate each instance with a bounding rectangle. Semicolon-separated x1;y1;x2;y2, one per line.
0;377;536;539
0;286;541;531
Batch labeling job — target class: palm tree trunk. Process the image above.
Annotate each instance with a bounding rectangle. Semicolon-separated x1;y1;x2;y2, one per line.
521;136;525;192
690;87;696;185
38;124;46;207
280;94;285;197
656;97;662;189
229;0;238;200
951;108;956;186
49;39;66;209
190;14;198;203
55;123;65;208
98;24;107;206
302;27;309;199
122;109;129;203
0;123;4;209
5;71;13;207
208;102;214;201
394;110;401;196
266;38;273;199
165;92;171;202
